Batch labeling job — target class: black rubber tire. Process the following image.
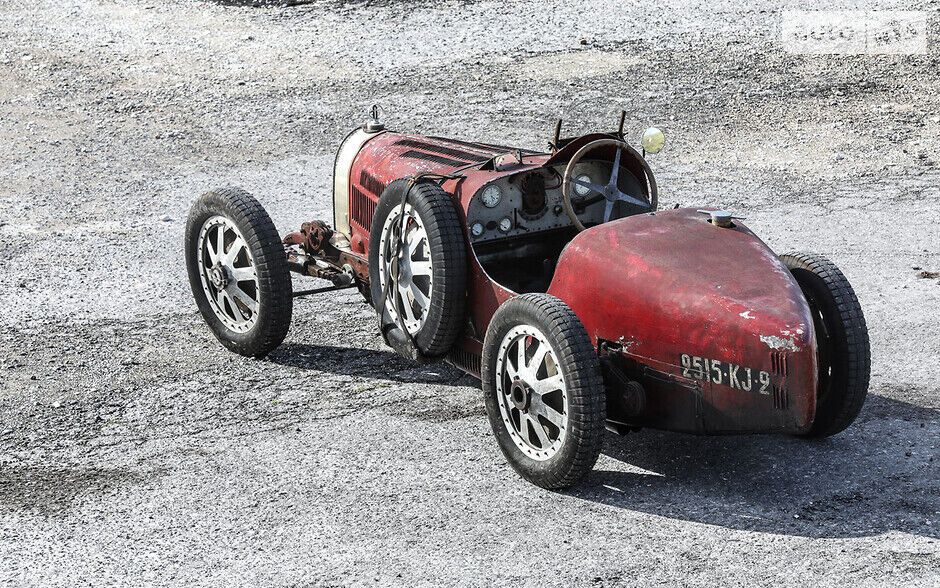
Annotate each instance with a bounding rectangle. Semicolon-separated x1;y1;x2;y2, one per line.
482;294;606;489
369;179;466;360
781;252;870;438
185;187;292;358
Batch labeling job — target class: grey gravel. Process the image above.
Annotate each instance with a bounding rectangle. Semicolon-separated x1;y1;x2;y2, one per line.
1;0;939;586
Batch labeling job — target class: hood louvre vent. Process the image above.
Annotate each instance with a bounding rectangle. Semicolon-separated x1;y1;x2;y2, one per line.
401;149;470;168
359;169;386;197
395;139;490;162
426;136;534;155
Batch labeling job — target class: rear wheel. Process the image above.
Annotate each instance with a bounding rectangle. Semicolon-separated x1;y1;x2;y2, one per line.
482;294;605;489
781;252;870;438
185;188;292;357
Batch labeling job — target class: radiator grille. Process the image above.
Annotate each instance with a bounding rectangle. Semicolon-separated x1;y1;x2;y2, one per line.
350;186;377;230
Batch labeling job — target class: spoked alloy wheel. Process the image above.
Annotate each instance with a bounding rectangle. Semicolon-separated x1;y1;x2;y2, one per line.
378;202;433;336
185;187;292;358
368;179;466;360
496;325;568;460
197;216;259;333
483;294;606;489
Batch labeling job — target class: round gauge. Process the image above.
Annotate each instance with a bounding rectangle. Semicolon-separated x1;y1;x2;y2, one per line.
470;222;485;237
574;174;593;197
481;184;502;208
498;217;512;233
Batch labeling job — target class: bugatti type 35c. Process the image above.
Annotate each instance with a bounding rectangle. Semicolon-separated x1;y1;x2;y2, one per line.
185;112;870;489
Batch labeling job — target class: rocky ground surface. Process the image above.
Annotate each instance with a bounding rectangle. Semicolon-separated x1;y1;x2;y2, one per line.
1;0;939;586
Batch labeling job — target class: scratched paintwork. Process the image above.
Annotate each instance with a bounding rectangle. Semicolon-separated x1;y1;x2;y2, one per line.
546;207;818;433
760;334;802;352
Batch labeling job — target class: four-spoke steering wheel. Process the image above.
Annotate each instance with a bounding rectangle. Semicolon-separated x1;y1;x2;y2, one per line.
561;139;658;232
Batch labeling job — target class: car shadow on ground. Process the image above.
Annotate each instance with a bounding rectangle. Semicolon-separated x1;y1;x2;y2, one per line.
268;342;475;387
267;342;936;539
570;394;939;539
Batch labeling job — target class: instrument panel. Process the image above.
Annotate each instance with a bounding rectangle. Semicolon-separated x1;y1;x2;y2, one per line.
466;160;643;243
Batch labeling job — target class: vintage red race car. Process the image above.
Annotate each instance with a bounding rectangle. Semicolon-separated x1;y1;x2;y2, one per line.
185;110;871;489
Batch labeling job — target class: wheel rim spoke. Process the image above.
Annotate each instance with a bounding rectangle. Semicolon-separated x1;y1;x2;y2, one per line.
197;216;259;333
206;227;221;264
530;416;552;448
379;203;432;336
215;289;228;314
223;237;245;265
496;326;569;461
231;266;257;282
505;360;519;380
398;285;418;324
410;260;432;278
609;147;622;187
228;284;257;315
530;394;565;428
410;282;430;309
516;340;527;378
533;373;564;396
526;341;549;378
518;413;533;446
214;226;225;262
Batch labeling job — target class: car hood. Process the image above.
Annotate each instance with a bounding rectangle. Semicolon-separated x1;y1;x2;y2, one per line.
548;208;812;352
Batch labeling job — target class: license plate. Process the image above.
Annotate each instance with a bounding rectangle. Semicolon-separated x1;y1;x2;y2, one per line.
679;354;772;394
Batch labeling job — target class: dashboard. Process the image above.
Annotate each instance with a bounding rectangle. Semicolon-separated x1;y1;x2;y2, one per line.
466;160;647;243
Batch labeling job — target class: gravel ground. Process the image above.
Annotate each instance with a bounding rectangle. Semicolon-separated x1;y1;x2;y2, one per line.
1;0;939;586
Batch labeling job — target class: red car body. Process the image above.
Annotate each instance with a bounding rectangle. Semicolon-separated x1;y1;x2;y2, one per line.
332;129;818;435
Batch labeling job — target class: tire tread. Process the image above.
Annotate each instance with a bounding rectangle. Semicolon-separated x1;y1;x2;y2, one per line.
482;293;605;489
185;187;292;358
781;252;870;437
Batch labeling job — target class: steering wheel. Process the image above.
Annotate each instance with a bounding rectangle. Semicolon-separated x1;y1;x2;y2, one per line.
561;139;658;232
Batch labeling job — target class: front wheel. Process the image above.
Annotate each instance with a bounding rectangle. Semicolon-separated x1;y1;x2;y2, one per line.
482;294;606;489
368;179;466;360
185;187;292;357
781;252;870;438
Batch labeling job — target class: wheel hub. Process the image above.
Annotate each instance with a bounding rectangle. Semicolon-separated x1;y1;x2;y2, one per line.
509;378;532;412
208;264;229;289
